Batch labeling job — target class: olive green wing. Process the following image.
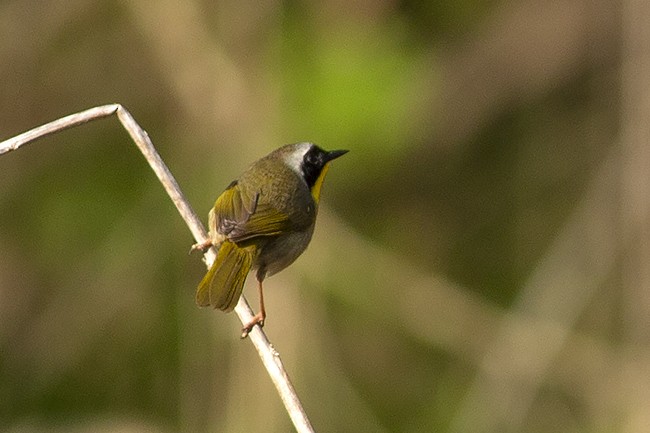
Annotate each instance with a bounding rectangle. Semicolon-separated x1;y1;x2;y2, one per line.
213;180;292;243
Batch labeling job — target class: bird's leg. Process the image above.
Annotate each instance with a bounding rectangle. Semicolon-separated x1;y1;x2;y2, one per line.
241;278;266;338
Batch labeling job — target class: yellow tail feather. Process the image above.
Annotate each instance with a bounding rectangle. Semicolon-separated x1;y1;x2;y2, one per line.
196;241;254;311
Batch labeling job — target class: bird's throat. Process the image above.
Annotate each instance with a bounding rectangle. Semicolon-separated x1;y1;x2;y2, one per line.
310;162;330;204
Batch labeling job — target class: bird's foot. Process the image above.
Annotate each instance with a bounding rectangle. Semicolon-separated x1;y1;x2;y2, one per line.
189;239;212;254
241;312;265;339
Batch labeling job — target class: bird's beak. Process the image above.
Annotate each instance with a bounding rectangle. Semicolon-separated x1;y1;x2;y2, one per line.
325;149;348;162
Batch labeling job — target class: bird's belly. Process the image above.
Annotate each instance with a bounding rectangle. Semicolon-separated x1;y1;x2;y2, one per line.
255;229;314;277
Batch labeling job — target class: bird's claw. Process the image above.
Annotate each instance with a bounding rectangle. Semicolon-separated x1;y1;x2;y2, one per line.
241;313;265;339
189;239;212;254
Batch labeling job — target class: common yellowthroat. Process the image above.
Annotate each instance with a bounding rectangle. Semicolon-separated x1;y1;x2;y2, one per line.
193;142;347;337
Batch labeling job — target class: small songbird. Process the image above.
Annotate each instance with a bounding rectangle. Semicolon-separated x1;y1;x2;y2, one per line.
193;142;347;337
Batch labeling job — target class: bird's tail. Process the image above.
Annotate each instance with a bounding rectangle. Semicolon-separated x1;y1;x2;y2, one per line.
196;241;254;311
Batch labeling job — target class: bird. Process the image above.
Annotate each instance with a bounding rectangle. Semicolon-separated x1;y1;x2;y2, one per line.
192;142;347;337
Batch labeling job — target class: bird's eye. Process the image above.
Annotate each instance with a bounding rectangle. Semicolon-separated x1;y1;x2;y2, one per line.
305;149;322;167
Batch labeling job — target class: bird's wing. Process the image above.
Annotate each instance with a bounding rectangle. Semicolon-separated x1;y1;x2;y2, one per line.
213;180;292;243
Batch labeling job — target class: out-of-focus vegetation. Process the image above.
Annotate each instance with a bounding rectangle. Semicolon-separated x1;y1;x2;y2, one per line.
1;1;647;432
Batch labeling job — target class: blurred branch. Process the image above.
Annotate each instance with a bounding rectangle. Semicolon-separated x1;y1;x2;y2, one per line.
620;0;650;430
449;152;619;433
122;0;271;157
0;105;315;433
312;203;648;427
434;0;618;149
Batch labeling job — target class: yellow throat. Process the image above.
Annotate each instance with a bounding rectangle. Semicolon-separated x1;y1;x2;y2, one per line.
310;162;331;204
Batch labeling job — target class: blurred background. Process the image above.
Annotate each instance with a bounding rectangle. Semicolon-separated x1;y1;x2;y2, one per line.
1;0;648;432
